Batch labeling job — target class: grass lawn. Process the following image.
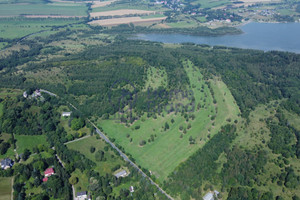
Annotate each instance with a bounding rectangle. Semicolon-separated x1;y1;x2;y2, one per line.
98;60;240;182
0;177;13;200
15;135;48;154
67;135;124;174
70;169;89;194
0;88;21;99
92;3;167;12
0;133;15;160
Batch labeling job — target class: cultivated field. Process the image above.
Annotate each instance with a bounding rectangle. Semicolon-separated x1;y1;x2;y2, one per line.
0;3;87;17
90;9;156;18
98;60;240;182
91;0;117;8
89;16;166;26
0;177;12;200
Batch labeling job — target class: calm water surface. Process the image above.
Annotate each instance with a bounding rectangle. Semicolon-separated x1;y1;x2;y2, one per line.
134;23;300;53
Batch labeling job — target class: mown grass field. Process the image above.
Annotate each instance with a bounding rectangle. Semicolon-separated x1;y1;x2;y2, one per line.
67;135;124;174
0;177;12;200
0;18;84;39
0;133;15;160
98;60;240;182
91;3;166;12
15;135;48;154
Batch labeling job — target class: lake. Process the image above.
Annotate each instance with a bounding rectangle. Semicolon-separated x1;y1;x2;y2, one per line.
134;23;300;53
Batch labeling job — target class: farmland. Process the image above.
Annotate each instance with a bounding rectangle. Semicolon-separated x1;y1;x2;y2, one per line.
98;60;240;182
0;3;87;17
0;177;12;200
89;16;167;26
0;18;84;39
90;9;156;18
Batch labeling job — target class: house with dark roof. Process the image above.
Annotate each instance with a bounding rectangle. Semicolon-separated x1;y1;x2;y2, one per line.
1;158;14;170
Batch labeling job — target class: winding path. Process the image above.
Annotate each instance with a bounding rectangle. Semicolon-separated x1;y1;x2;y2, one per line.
40;89;174;200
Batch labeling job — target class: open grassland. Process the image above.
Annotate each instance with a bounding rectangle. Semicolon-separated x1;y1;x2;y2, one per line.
143;67;167;90
0;18;84;39
284;110;300;131
89;16;166;26
0;177;12;200
98;60;240;182
67;135;124;174
90;9;156;18
15;135;48;154
0;3;87;17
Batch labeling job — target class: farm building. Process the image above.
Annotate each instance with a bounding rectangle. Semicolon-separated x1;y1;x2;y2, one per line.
1;158;14;170
203;192;214;200
129;186;134;193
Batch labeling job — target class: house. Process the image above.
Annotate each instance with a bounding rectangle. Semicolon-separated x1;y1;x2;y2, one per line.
129;186;134;193
76;191;87;200
1;158;14;170
114;170;128;178
44;168;55;177
62;112;72;117
23;91;28;98
203;192;214;200
203;190;219;200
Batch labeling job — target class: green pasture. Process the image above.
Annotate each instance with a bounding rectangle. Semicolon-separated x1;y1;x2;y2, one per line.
98;60;240;182
91;2;166;12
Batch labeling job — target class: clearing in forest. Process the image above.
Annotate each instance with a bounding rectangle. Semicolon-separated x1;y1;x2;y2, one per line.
98;60;240;182
0;177;13;200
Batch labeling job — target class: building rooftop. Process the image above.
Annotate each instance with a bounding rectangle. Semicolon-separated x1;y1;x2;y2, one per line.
114;170;128;178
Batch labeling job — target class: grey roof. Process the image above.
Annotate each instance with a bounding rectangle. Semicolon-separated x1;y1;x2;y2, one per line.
77;191;87;197
115;170;127;178
1;158;13;167
203;192;214;200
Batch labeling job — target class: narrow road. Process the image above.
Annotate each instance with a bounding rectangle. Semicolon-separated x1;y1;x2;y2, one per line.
40;89;174;200
64;135;91;145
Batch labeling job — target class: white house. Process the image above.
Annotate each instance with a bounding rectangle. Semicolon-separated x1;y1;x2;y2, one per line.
62;112;72;117
76;191;87;200
115;170;128;178
1;158;14;170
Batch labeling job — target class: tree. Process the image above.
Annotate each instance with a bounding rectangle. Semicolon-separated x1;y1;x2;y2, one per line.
71;118;85;131
90;146;96;153
139;140;146;146
69;176;78;185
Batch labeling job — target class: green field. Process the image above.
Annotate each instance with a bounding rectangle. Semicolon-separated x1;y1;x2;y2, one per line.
185;0;231;9
0;18;84;39
98;60;240;182
0;3;87;17
0;133;15;160
15;135;48;154
67;135;124;174
0;177;12;200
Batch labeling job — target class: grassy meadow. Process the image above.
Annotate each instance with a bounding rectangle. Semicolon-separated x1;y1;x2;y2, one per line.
98;60;240;182
15;135;48;154
67;135;125;174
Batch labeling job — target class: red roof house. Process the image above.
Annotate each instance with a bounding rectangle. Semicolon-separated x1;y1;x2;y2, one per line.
44;168;54;177
43;177;48;182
